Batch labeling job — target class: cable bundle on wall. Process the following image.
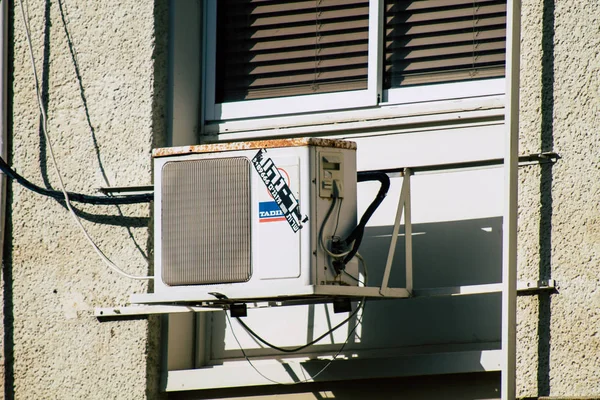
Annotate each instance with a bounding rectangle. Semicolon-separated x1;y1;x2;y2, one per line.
18;0;153;280
0;156;152;205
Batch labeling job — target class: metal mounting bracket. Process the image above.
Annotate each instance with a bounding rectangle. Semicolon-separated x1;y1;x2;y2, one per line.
96;158;560;319
97;185;154;195
516;279;557;295
380;167;413;297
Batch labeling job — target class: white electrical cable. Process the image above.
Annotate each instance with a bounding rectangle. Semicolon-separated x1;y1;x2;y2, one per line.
18;0;152;280
355;252;368;286
342;252;368;287
318;198;352;259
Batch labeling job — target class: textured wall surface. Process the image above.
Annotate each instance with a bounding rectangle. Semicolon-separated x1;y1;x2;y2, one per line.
2;0;599;399
4;0;167;398
517;0;600;397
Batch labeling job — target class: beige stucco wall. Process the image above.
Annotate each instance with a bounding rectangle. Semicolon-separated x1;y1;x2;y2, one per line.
517;0;600;397
1;0;599;399
3;0;167;398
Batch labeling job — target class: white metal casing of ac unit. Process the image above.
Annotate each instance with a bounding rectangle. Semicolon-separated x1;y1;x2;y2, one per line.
131;138;358;305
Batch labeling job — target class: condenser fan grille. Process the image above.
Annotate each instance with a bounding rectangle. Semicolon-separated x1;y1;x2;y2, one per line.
161;157;252;285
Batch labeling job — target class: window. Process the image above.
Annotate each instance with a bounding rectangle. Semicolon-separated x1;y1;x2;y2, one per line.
165;1;512;391
215;0;370;102
204;0;506;122
384;0;506;88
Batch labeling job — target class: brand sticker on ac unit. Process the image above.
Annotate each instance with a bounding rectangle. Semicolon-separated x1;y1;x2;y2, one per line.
258;201;286;223
252;149;307;233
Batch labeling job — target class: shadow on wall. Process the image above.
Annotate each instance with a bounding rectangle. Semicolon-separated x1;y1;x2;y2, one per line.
52;0;150;259
361;218;502;288
347;217;502;349
173;372;502;400
537;0;556;395
208;217;503;380
147;1;169;400
3;1;21;398
3;0;169;398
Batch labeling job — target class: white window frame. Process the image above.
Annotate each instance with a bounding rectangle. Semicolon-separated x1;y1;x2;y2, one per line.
202;0;505;125
382;77;505;105
203;0;382;121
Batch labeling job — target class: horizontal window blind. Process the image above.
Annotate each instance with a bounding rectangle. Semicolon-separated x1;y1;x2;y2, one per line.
384;0;506;88
216;0;370;103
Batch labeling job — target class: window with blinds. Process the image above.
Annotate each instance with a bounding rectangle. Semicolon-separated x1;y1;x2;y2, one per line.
211;0;507;108
215;0;370;103
384;0;506;88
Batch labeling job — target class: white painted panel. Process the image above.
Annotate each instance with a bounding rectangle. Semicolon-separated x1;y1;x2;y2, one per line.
167;314;195;371
166;349;502;391
353;123;505;171
208;96;504;137
215;90;373;121
384;78;505;104
360;167;504;226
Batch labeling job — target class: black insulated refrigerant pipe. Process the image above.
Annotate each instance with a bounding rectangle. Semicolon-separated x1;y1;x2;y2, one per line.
0;156;153;205
336;152;562;266
340;171;390;266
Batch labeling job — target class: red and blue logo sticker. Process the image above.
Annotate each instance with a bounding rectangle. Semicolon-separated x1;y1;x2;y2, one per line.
252;149;307;233
259;201;286;223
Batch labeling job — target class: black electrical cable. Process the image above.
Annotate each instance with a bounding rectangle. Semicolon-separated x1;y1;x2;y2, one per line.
0;156;153;205
227;300;366;385
235;299;365;353
343;270;363;285
341;172;390;265
332;197;343;238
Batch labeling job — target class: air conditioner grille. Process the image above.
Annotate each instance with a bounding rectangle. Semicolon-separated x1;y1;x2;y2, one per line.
161;157;252;285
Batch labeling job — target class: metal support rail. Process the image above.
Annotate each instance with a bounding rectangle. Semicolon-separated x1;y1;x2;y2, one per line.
96;280;557;319
364;152;560;176
97;152;560;195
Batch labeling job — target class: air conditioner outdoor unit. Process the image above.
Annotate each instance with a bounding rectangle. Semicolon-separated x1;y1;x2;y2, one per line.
132;138;359;305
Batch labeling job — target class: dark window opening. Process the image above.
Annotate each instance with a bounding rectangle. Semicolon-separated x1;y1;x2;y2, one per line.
216;0;370;103
384;0;507;87
214;0;507;104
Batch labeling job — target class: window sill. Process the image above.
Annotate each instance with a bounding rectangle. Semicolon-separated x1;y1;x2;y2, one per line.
164;347;501;391
203;93;505;142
